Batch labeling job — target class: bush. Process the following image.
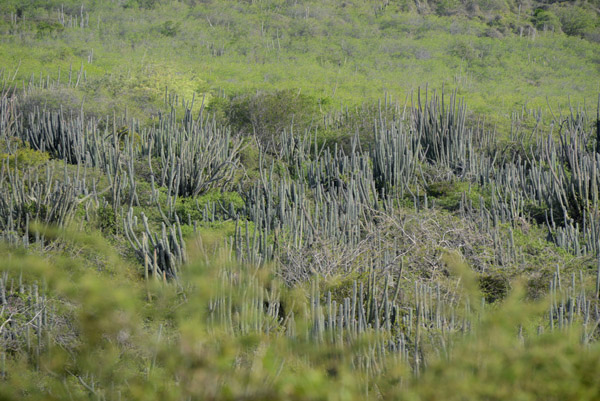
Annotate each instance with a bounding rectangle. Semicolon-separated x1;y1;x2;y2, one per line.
224;89;319;149
448;40;478;62
434;0;464;16
18;88;81;123
479;273;510;303
553;5;597;37
96;206;117;235
0;146;49;170
35;21;64;38
159;20;179;37
123;0;161;9
533;9;562;33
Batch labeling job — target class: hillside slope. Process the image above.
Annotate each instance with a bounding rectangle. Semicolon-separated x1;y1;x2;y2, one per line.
0;1;600;400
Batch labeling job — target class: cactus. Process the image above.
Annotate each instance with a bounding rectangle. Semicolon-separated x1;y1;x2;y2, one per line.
141;108;243;198
123;208;186;280
0;156;92;246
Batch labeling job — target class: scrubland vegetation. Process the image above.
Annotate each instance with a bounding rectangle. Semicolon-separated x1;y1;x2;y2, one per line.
0;0;600;400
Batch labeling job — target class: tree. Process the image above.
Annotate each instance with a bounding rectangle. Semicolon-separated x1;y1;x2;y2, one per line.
533;8;562;33
553;5;596;37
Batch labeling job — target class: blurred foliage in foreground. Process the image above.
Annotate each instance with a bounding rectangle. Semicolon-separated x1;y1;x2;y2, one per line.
0;228;598;401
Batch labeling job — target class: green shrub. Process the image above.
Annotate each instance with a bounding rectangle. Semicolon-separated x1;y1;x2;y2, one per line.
238;139;260;171
434;0;464;16
205;95;230;127
553;5;597;37
426;180;480;210
175;190;244;223
96;206;117;235
35;21;64;38
479;272;510;303
0;145;50;170
18;88;81;122
448;40;478;62
225;89;320;147
159;20;179;37
123;0;161;10
533;9;562;33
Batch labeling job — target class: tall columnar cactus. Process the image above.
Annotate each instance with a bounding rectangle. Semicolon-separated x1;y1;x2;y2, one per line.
411;88;471;173
142;108;243;198
123;208;186;280
25;108;88;165
371;117;420;197
0;157;92;246
0;89;19;140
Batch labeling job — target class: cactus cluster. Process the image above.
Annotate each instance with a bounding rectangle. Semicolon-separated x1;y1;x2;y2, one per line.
141;107;243;198
1;71;599;375
0;155;92;247
0;276;56;357
207;240;600;374
123;208;186;280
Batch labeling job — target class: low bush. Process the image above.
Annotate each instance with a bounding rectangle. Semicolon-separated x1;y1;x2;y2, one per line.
219;89;320;149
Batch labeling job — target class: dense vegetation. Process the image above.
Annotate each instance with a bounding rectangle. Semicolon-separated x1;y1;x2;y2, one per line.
1;0;599;128
1;1;600;400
